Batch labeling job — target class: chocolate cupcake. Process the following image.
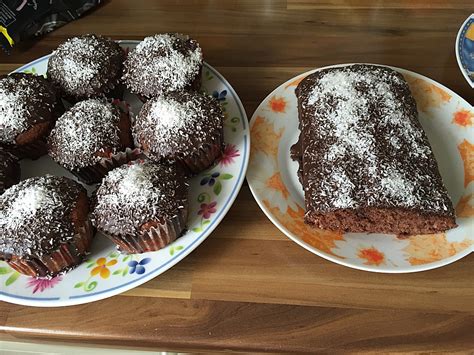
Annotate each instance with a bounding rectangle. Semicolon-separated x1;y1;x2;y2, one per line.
133;91;224;174
0;148;20;194
0;73;64;159
47;34;124;102
123;33;203;99
91;161;188;254
48;99;140;185
0;175;93;277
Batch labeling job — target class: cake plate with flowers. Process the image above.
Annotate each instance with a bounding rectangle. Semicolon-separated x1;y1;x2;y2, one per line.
0;41;250;306
247;63;473;273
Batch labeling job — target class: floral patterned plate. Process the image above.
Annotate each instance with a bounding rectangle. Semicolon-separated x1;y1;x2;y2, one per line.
247;64;473;273
0;40;249;306
456;13;474;88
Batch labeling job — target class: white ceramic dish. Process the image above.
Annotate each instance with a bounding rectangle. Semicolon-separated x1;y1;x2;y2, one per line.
0;40;250;306
247;63;473;273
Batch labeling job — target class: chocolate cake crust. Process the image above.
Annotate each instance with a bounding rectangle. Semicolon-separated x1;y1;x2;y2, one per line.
292;64;456;235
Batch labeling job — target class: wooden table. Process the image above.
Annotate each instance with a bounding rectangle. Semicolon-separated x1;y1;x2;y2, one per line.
1;1;473;352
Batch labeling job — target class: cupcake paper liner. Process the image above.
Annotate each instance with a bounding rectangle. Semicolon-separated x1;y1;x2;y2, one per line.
3;137;49;160
71;147;142;185
136;124;223;176
100;207;188;254
5;219;94;278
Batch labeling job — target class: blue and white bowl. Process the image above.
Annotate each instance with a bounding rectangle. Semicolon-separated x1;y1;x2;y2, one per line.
456;14;474;88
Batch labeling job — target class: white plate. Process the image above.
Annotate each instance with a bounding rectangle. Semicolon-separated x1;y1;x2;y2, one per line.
0;40;250;306
247;64;473;273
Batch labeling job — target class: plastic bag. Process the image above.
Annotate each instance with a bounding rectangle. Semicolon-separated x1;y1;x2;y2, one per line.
0;0;101;53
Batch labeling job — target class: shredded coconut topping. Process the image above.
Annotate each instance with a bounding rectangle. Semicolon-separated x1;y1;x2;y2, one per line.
0;91;28;142
0;73;57;144
133;91;223;159
62;56;97;87
9;185;47;221
91;162;188;236
116;164;157;200
326;167;356;209
48;99;123;169
123;33;203;97
150;98;189;131
47;34;123;100
298;65;452;214
0;175;84;258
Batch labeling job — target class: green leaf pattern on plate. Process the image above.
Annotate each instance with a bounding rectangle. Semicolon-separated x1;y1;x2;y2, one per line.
0;170;236;292
0;264;21;287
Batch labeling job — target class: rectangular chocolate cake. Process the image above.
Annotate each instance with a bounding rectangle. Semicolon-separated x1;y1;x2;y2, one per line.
291;64;456;235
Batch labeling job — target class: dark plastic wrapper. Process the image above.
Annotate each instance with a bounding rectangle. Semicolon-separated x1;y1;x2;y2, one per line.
0;0;101;53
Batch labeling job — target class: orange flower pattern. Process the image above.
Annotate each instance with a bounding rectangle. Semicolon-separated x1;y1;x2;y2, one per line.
456;193;474;218
452;109;474;127
250;115;283;157
91;257;118;279
264;201;344;257
458;139;474;187
405;75;451;112
404;234;473;266
266;172;290;199
268;95;287;113
358;247;385;266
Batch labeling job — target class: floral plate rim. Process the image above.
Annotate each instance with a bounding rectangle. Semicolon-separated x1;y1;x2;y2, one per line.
455;13;474;88
248;62;473;274
0;40;250;306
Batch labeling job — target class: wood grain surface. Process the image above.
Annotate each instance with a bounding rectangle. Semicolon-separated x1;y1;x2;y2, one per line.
1;0;473;352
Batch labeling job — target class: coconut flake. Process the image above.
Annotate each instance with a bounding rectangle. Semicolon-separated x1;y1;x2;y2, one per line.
48;99;122;169
49;36;105;92
133;91;223;158
0;74;54;144
0;91;29;143
300;65;451;213
0;175;83;258
47;34;122;99
123;33;202;96
8;185;47;224
61;57;97;89
92;162;187;236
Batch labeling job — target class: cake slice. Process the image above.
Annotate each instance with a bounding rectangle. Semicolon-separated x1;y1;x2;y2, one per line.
292;64;456;235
